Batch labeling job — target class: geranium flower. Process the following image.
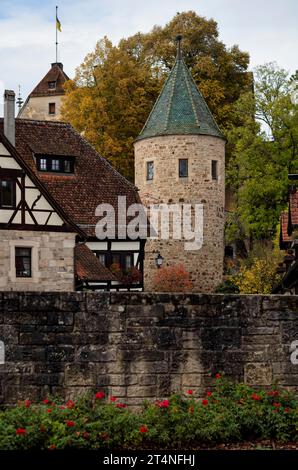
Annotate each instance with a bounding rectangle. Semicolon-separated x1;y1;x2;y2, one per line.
116;403;127;408
43;399;50;405
66;420;75;427
251;393;261;401
140;425;148;433
25;399;30;408
187;390;193;395
158;399;170;408
47;409;52;413
202;399;208;406
215;373;221;379
273;402;281;408
109;396;117;402
16;428;26;435
207;391;212;397
95;392;105;400
66;400;75;409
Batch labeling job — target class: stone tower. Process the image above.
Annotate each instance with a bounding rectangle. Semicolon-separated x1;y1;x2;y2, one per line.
134;38;225;292
18;62;69;121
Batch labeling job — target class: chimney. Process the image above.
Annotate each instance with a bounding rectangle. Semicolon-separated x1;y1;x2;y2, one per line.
4;90;15;146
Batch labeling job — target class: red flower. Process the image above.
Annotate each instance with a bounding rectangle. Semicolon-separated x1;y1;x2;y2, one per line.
66;400;75;409
215;373;221;379
207;391;212;397
47;409;52;413
116;403;127;408
273;402;281;408
83;432;90;440
267;390;279;397
251;393;261;401
16;428;26;435
66;420;75;427
109;396;117;402
59;405;66;410
95;392;105;400
284;407;290;413
43;399;50;405
202;399;208;406
187;390;193;395
158;399;170;408
139;425;148;433
24;399;31;408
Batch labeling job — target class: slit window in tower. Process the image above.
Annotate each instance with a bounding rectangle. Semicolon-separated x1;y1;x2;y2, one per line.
146;161;154;181
212;160;218;180
179;159;188;178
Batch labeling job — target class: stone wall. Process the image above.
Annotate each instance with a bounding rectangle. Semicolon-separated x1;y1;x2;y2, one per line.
134;134;225;293
0;292;297;406
18;95;64;121
0;230;76;291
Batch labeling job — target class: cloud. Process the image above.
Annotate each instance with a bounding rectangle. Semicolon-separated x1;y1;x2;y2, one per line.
0;0;297;116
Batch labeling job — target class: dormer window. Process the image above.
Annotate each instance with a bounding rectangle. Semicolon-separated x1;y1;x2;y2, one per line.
48;81;56;90
36;156;74;174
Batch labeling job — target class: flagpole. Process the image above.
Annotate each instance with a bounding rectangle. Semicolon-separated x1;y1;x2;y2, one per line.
55;5;58;62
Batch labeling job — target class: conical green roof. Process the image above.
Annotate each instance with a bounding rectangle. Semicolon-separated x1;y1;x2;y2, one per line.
136;54;224;141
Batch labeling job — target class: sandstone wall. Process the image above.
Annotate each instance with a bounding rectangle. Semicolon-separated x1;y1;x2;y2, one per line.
0;292;297;406
0;230;75;291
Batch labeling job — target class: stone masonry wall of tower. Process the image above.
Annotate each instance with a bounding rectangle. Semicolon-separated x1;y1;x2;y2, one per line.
134;134;225;292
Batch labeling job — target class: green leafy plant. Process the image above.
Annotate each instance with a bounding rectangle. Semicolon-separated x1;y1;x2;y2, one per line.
0;377;297;449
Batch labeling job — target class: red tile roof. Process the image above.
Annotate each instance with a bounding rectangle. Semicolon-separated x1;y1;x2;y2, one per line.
290;190;298;226
280;191;298;246
280;211;291;243
75;244;116;281
0;118;141;237
29;63;69;97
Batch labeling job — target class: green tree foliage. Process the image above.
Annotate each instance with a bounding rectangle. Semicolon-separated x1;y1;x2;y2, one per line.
226;63;298;240
62;11;251;180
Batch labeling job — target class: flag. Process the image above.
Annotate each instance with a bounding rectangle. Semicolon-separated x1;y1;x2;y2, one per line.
56;13;62;32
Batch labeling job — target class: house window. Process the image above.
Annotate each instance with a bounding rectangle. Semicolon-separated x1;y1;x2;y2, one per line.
15;248;32;278
212;160;218;180
39;158;47;171
179;159;188;178
49;103;56;115
146;161;154;181
51;159;60;171
0;180;15;208
48;81;56;90
64;160;71;173
37;156;74;174
95;252;134;272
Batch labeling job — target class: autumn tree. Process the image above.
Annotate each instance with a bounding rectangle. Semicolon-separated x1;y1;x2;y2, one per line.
62;11;251;180
226;63;298;241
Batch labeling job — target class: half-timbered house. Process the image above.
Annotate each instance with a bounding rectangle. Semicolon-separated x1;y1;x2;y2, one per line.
0;90;144;291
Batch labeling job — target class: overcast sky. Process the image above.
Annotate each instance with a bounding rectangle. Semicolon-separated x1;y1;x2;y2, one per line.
0;0;297;115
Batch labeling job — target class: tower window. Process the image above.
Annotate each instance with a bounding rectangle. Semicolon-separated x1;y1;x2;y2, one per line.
49;102;56;115
15;247;32;278
212;160;218;180
179;159;188;178
0;180;16;208
146;161;154;181
48;81;56;90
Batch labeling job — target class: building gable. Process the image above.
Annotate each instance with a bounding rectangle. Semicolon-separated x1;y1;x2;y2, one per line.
0;133;82;233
